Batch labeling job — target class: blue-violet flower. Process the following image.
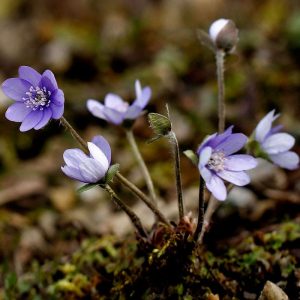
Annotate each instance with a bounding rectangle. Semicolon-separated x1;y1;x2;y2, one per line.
254;110;299;170
2;66;64;131
62;136;111;184
197;126;257;201
87;80;151;125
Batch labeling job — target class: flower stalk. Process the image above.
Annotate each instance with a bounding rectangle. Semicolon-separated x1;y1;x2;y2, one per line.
115;172;169;225
105;184;147;238
216;49;225;133
198;195;218;243
60;117;88;152
193;176;205;241
169;131;184;219
126;129;157;205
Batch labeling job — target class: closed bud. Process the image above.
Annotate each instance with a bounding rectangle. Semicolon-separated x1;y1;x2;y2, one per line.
209;19;239;52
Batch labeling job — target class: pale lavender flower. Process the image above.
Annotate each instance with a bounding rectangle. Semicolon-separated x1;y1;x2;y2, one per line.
197;127;257;201
254;110;299;170
62;136;111;184
2;66;64;131
87;80;151;125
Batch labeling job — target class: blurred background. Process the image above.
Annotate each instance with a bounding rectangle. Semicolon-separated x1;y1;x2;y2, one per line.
0;0;300;281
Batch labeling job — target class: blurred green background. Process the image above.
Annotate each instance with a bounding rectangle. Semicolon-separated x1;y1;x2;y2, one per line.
0;0;300;281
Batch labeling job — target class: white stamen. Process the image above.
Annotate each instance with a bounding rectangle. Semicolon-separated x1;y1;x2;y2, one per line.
23;86;51;111
207;151;226;172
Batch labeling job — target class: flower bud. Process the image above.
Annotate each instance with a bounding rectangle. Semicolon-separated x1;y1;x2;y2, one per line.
209;19;239;52
148;112;172;143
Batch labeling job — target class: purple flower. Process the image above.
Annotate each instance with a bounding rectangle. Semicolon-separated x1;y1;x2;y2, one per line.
254;110;299;170
2;66;64;131
61;136;111;184
87;80;151;125
197;127;257;201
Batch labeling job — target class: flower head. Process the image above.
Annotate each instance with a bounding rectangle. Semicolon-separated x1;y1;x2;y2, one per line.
209;19;239;52
62;136;111;184
253;110;299;170
87;80;151;125
2;66;64;131
197;127;257;201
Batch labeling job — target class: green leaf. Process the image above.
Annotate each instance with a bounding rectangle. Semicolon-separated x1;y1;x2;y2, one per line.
77;183;99;193
105;164;120;184
183;150;199;166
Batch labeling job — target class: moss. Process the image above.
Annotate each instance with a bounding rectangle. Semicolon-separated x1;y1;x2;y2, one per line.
4;219;300;299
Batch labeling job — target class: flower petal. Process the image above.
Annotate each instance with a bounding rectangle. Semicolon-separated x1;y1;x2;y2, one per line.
104;93;126;109
61;165;85;182
217;170;250;186
5;102;31;122
79;158;106;183
34;109;53;130
255;110;279;143
91;136;111;164
269;151;299;170
197;133;217;155
199;166;213;184
208;125;234;148
87;142;109;171
224;154;257;171
262;133;295;154
51;89;64;106
63;149;88;168
135;80;142;99
18;66;41;87
42;70;58;90
199;146;212;167
216;133;247;156
103;107;124;125
40;75;56;93
20;110;43;132
51;103;64;119
87;99;107;120
2;78;31;101
124;105;143;119
206;174;227;201
134;86;151;108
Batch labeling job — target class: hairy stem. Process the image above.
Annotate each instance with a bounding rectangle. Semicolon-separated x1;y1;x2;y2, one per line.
198;195;219;243
194;176;205;241
199;184;233;243
198;50;226;242
216;49;225;133
115;173;169;225
59;117;169;226
126;129;157;205
105;185;147;238
169;131;184;219
60;117;88;152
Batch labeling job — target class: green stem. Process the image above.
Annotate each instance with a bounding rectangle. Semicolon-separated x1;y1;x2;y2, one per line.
126;129;157;205
59;117;169;226
169;131;184;219
105;185;147;238
216;49;225;133
194;176;205;241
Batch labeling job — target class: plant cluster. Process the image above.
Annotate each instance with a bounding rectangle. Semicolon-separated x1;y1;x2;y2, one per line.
1;19;299;298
